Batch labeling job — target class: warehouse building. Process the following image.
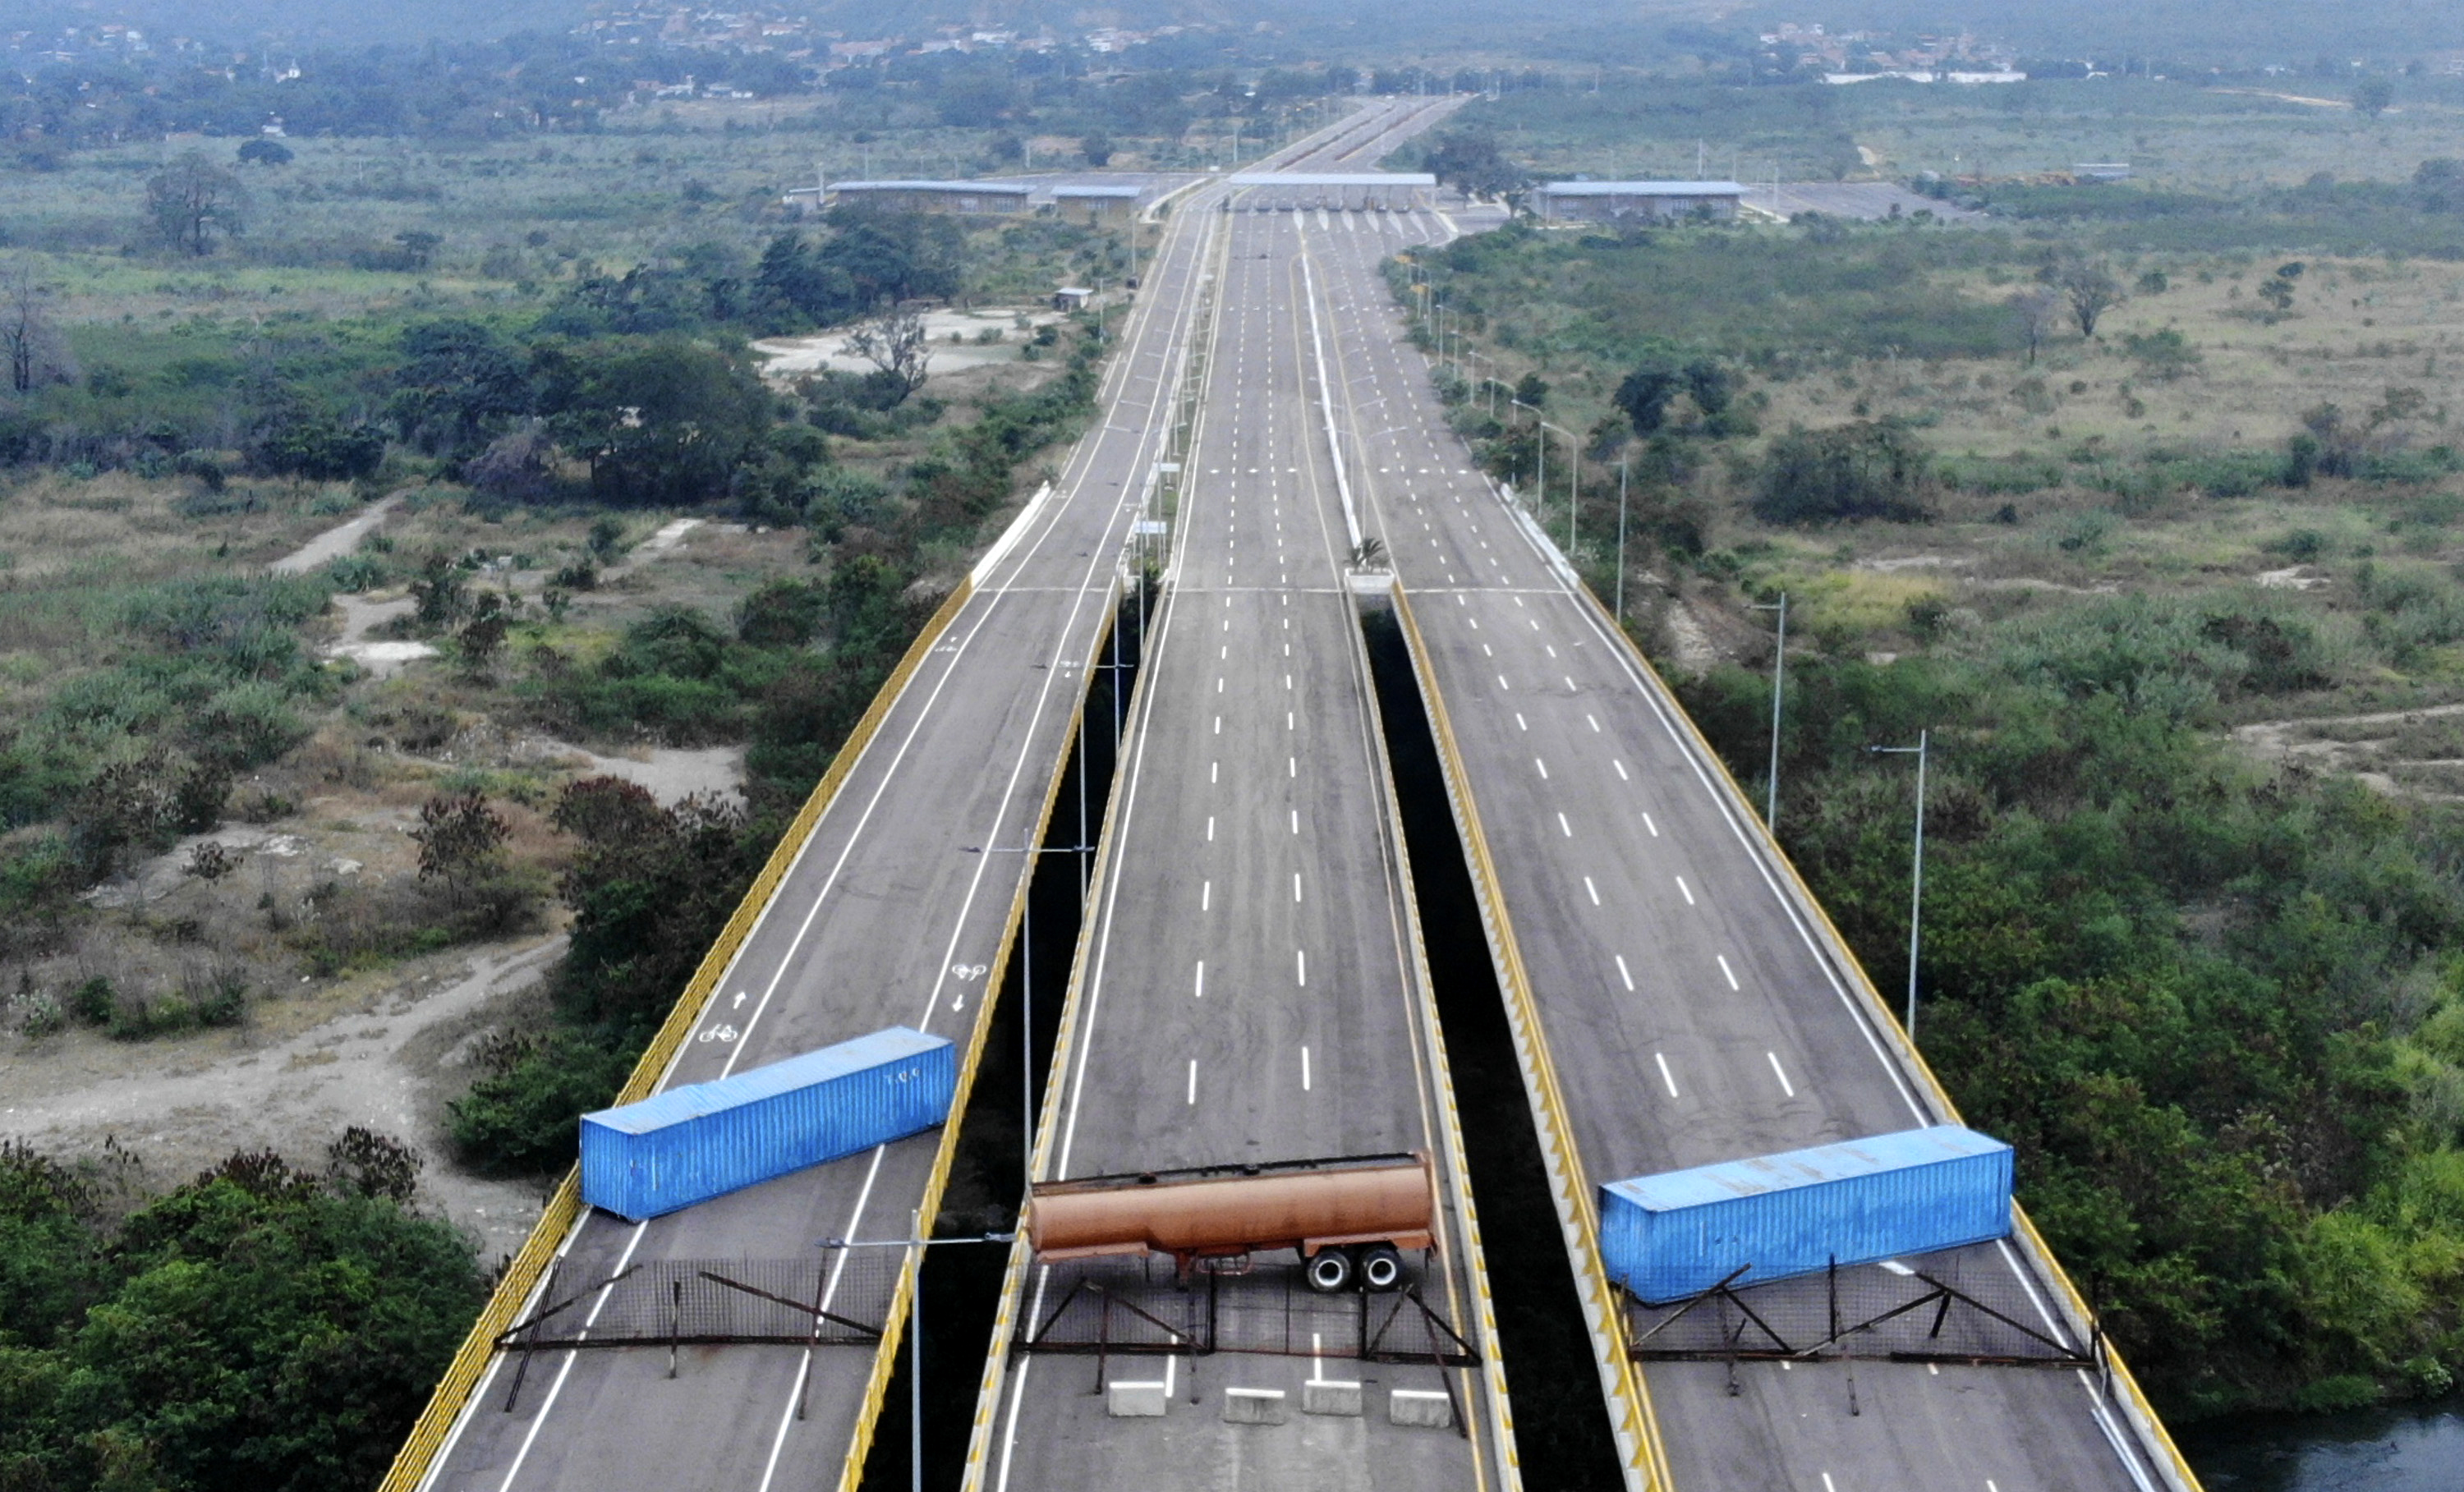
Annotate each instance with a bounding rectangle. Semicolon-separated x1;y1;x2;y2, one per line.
1533;180;1748;223
1050;183;1146;221
784;180;1036;215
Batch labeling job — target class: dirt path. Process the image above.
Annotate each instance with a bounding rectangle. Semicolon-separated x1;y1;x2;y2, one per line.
270;495;399;574
1;937;564;1258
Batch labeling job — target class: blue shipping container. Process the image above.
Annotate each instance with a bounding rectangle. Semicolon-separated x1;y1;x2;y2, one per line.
1598;1126;2012;1302
581;1026;956;1222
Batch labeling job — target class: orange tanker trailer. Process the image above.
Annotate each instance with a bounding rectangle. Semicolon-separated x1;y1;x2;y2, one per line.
1024;1151;1437;1292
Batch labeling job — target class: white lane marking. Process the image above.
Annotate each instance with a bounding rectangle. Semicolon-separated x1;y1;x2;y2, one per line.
1515;712;1528;730
1214;715;1221;734
1202;880;1211;911
1768;1051;1797;1098
1187;1060;1198;1104
490;1223;652;1492
1584;876;1600;906
1588;714;1601;732
1565;675;1577;691
1211;760;1219;783
1497;674;1510;691
1287;712;1295;730
1557;812;1572;837
1285;673;1293;690
1717;955;1740;989
1643;812;1659;837
1288;756;1297;777
1614;956;1634;991
1294;872;1303;903
1823;1476;1837;1492
1655;1052;1680;1099
1290;808;1299;834
1535;758;1550;779
1297;948;1308;985
1194;962;1206;998
1483;643;1493;656
1614;760;1630;781
1207;816;1216;842
1676;876;1694;906
1302;1046;1312;1091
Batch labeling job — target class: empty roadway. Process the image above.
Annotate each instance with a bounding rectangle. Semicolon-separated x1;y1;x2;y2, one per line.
1290;203;2189;1492
407;99;1447;1492
970;170;1509;1492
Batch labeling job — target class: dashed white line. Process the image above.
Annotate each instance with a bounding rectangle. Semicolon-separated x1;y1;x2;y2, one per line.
1675;876;1694;905
1202;880;1211;911
1584;876;1600;905
1614;760;1630;782
1614;955;1634;991
1297;948;1308;985
1207;816;1216;841
1194;962;1206;998
1768;1051;1796;1098
1717;955;1740;989
1557;812;1572;837
1186;1060;1198;1104
1654;1052;1680;1099
1302;1046;1312;1091
1535;758;1550;779
1643;812;1660;837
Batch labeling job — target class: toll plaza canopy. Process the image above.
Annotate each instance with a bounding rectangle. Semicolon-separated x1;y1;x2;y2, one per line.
1223;171;1437;211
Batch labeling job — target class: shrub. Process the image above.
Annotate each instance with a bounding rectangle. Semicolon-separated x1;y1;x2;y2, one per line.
1751;421;1935;526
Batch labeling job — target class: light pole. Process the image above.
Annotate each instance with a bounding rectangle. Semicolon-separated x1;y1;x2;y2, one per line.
1749;593;1787;832
1615;458;1629;624
820;1220;1015;1492
1510;399;1575;548
1868;731;1929;1043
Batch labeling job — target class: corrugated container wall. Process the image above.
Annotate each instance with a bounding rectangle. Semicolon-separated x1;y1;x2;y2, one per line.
581;1026;956;1222
1598;1126;2012;1303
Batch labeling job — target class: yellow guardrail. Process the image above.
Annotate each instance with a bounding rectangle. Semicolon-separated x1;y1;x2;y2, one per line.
836;595;1115;1491
378;574;977;1492
1559;581;2206;1492
1392;585;1671;1492
962;581;1151;1491
1367;581;1520;1490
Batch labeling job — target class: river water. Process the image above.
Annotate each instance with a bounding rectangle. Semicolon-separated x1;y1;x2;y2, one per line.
2178;1399;2464;1490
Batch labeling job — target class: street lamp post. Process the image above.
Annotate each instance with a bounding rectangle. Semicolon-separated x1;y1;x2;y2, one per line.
1615;458;1629;625
1749;593;1788;832
1510;399;1576;549
819;1221;1015;1492
1868;731;1930;1043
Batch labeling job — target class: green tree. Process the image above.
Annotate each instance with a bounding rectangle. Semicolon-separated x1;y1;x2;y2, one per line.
1423;131;1529;200
2355;74;2396;119
1751;420;1934;525
145;151;247;257
538;337;773;506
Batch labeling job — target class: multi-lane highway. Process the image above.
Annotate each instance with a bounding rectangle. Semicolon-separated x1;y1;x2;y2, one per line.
395;98;1457;1492
964;197;1511;1492
1289;200;2196;1492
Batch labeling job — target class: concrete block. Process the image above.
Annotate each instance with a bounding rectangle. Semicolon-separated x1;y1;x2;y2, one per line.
1222;1387;1288;1425
1388;1389;1455;1429
1303;1380;1363;1416
1106;1380;1167;1417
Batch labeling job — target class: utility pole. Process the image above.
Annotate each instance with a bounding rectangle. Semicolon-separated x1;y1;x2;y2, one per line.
816;1223;1014;1492
1869;732;1930;1043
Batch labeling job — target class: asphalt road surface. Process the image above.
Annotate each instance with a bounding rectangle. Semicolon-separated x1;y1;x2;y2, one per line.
410;99;1448;1492
1290;204;2183;1492
974;200;1509;1492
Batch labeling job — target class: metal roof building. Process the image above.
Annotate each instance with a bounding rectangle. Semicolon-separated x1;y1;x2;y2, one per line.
802;180;1037;214
1535;180;1748;223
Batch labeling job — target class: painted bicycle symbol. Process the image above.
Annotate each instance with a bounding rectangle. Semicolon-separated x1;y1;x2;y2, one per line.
696;1024;740;1044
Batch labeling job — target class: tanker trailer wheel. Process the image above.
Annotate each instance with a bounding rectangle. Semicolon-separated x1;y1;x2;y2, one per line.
1304;1249;1355;1293
1357;1243;1404;1292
